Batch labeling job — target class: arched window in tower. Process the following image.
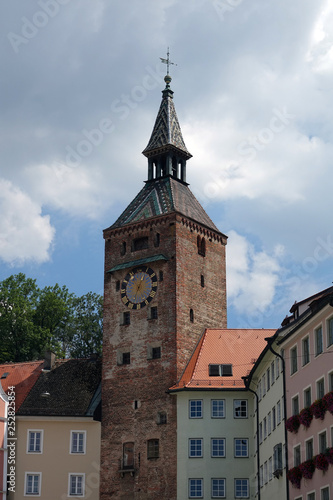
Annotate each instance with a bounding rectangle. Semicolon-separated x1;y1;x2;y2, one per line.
197;236;206;257
190;309;194;323
172;157;178;178
123;442;134;470
120;241;126;256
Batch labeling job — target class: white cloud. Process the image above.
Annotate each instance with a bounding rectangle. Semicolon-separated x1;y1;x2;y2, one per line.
23;163;109;220
0;179;54;265
226;230;282;315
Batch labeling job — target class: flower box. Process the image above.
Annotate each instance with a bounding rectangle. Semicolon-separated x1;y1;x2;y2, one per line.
310;399;327;420
299;407;313;428
287;466;302;488
314;453;329;471
299;459;315;479
322;392;333;414
286;415;301;433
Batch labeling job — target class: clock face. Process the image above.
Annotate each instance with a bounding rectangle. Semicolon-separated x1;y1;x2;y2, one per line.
120;266;158;309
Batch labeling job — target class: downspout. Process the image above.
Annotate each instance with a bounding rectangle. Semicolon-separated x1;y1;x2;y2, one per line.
265;337;289;500
242;376;260;500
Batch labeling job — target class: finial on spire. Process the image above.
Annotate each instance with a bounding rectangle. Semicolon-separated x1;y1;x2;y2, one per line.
160;47;177;88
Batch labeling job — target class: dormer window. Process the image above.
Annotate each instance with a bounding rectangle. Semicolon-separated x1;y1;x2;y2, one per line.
209;364;233;377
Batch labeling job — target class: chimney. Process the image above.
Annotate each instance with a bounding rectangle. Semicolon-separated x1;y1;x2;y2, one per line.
44;350;56;370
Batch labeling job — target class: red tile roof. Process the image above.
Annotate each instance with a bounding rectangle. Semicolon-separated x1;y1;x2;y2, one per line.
170;329;276;390
0;361;44;410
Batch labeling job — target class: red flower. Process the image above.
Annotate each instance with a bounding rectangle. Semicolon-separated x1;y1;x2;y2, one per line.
299;459;315;479
314;453;329;471
322;392;333;414
325;447;333;464
287;466;302;488
286;415;301;433
310;399;326;420
299;407;313;428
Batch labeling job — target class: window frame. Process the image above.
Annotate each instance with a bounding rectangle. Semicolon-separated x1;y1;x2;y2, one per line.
318;430;327;454
304;386;312;408
68;473;85;497
189;478;203;499
234;478;249;499
211;438;226;458
321;486;330;500
147;439;159;459
189;438;203;458
211;399;225;419
27;430;43;454
292;395;300;416
24;472;41;497
70;430;86;455
211;478;226;499
315;325;323;356
189;400;203;419
305;437;314;460
234;399;248;419
302;335;310;366
316;377;325;399
290;345;298;375
327;316;333;347
234;438;249;458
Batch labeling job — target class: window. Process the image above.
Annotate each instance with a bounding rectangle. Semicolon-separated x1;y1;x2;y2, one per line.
268;457;273;481
235;479;249;498
267;368;270;391
306;438;313;460
197;236;206;257
315;326;323;356
235;439;248;457
304;387;312;408
147;439;159;459
25;473;41;496
152;346;161;359
189;479;203;498
302;336;310;365
292;395;299;415
70;431;86;454
307;493;315;500
277;401;281;425
260;466;263;487
327;317;333;346
262;373;266;396
157;411;167;425
290;346;298;374
132;236;148;251
272;407;276;430
321;487;329;500
273;443;283;472
122;442;134;469
268;412;271;435
317;378;325;399
271;361;275;385
27;431;43;453
211;400;225;418
211;438;225;457
294;445;301;466
190;309;194;322
211;478;225;498
263;418;267;440
120;241;126;256
258;380;262;400
264;461;268;484
122;352;130;365
276;357;280;378
189;400;202;418
189;439;203;458
122;311;130;325
209;364;232;376
319;431;327;454
330;371;333;392
201;275;205;287
150;306;158;319
234;400;247;418
259;423;263;444
69;474;84;497
154;233;160;247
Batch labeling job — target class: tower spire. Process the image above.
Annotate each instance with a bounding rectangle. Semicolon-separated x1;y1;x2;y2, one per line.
142;50;191;183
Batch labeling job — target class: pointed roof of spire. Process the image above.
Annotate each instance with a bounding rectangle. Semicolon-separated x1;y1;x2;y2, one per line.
142;76;192;159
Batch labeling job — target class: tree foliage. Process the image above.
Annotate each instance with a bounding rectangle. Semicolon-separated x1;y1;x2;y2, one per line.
0;273;103;362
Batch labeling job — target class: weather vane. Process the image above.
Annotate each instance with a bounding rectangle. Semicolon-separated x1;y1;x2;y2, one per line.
160;47;177;76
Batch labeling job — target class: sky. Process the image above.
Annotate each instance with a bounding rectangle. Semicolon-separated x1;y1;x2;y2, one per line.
1;0;333;329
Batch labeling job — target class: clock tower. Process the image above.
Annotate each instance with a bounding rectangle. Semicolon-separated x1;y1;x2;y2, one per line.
100;73;227;499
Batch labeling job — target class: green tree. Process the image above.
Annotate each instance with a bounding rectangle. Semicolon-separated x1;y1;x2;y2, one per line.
0;274;103;362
